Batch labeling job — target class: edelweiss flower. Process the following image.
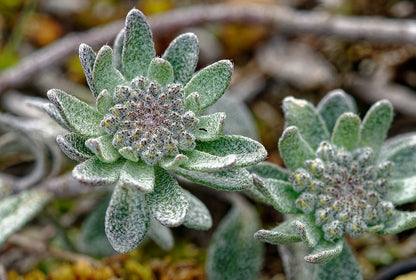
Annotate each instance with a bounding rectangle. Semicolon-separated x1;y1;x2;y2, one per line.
249;90;416;264
45;9;266;253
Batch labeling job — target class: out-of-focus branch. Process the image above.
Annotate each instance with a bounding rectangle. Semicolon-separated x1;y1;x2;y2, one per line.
1;3;416;93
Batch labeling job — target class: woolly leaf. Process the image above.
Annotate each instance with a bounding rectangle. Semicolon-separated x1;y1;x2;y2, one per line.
122;9;155;80
77;198;115;257
207;196;264;280
172;166;252;191
147;217;174;250
304;239;343;264
93;46;126;95
183;189;212;230
85;135;120;163
113;29;125;73
293;215;322;247
196;135;267;167
105;183;149;253
118;147;139;162
181;150;236;172
380;133;416;156
43;103;71;130
300;241;362;280
331;113;361;151
193;112;225;141
282;96;330;149
159;154;189;170
147;57;174;87
79;43;98;97
254;219;301;245
387;177;416;205
0;189;51;246
56;133;92;162
162;32;199;84
252;175;298;214
316;89;357;133
381;136;416;179
145;167;188;227
73;158;124;185
279;126;315;171
96;89;114;115
47;89;103;137
359;100;393;154
184;60;233;112
247;162;290;181
379;210;416;235
185;92;201;112
119;161;154;193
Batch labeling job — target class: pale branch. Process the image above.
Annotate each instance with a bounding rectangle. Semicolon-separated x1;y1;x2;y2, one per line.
2;3;416;94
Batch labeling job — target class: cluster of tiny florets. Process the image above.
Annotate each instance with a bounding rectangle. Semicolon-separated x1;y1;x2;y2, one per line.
290;142;395;242
101;76;199;165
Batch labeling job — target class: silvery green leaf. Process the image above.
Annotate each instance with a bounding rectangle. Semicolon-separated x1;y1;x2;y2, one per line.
147;58;174;87
193;112;225;141
203;95;259;141
316;89;357;133
206;196;264;280
96;89;114;115
185;92;201;112
147;217;174;250
254;219;301;245
278;126;315;171
252;175;298;213
162;32;199;85
43;103;71;130
119;161;154;193
93;46;126;95
379;135;416;179
159;154;189;170
122;9;155;80
380;133;416;155
300;241;362;280
293;215;322;247
145;167;188;227
304;239;343;264
331;112;361;151
378;210;416;235
47;89;103;137
245;187;269;205
247;162;290;181
387;177;416;205
77;198;115;257
184;60;233;113
282;96;330;150
79;43;98;97
181;150;236;172
118;147;139;162
85;135;120;163
172;166;252;191
183;189;212;230
56;133;92;162
196;135;267;167
105;183;149;253
113;29;125;73
0;189;51;246
359;99;393;154
73;158;124;185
